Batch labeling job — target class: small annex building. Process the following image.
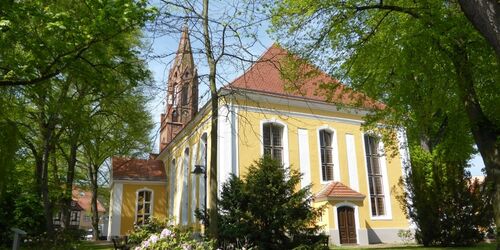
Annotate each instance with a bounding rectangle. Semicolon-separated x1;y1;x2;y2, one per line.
107;27;411;245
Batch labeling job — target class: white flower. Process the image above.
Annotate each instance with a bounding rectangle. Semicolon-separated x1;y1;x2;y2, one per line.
149;234;159;244
160;228;172;238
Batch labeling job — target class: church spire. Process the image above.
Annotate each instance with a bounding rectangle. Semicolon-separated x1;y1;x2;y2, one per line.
159;27;199;151
173;26;195;70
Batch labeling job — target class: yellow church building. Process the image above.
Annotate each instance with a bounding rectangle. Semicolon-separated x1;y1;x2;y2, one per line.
107;28;411;245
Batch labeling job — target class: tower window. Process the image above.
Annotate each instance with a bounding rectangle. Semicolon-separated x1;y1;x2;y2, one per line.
181;85;189;106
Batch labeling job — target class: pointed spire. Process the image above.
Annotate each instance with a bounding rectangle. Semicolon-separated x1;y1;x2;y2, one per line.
173;26;194;71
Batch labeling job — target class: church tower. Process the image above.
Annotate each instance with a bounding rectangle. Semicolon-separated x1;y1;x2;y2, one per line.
159;27;199;151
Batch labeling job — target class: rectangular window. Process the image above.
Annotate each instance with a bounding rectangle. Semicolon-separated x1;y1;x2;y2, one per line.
136;190;152;225
319;130;334;181
70;211;80;226
364;135;385;216
263;123;283;165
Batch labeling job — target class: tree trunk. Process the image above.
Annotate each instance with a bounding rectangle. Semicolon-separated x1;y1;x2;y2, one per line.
457;0;500;58
452;42;500;248
41;124;55;236
202;0;219;238
89;163;100;240
61;138;79;230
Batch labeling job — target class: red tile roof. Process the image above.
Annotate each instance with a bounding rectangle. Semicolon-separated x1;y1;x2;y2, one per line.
112;156;166;181
228;44;383;110
72;189;106;213
314;182;365;202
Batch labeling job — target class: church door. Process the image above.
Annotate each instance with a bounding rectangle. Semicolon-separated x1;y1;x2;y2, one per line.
338;206;357;244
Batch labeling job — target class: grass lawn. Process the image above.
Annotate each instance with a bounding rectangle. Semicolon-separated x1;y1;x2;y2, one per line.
330;242;496;250
76;241;114;250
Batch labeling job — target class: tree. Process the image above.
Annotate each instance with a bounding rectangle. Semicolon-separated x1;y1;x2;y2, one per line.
155;0;267;237
0;0;154;87
457;0;500;58
399;146;493;246
80;91;153;240
207;157;323;249
0;0;155;237
271;1;499;245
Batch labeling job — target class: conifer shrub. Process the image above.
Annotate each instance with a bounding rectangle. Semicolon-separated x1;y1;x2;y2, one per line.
202;156;325;250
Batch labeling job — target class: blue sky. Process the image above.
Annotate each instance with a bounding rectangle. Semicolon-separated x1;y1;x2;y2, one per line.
141;10;485;176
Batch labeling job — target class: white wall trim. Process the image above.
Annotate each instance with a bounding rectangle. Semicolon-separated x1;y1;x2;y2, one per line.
346;133;359;191
190;142;199;224
108;182;123;238
333;202;361;245
181;147;190;225
316;125;341;184
218;104;238;197
112;180;166;185
169;158;176;219
298;128;311;189
397;128;415;228
225;89;372;118
238;105;364;126
134;187;154;225
259;118;290;170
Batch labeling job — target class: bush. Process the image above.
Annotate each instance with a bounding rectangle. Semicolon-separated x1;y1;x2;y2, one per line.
21;228;85;250
201;156;324;250
128;217;213;250
398;147;493;246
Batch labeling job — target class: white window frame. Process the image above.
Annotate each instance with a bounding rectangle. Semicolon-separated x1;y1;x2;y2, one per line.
135;188;154;225
361;132;392;220
259;119;289;169
316;126;341;184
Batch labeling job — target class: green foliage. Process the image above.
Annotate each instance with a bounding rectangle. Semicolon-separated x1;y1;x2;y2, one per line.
0;0;156;242
398;147;493;246
271;1;499;245
22;228;85;250
0;0;157;86
128;217;213;250
209;156;324;249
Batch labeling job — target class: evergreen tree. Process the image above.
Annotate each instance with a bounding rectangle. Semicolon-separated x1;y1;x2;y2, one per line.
211;157;324;249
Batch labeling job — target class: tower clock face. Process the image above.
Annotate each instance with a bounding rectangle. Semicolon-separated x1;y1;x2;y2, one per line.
182;109;189;117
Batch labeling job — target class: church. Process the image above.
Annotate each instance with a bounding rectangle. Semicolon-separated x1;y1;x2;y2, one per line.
107;27;411;245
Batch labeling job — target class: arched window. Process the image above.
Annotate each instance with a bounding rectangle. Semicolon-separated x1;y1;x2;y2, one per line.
136;189;153;225
319;130;334;181
364;135;385;216
169;159;176;217
262;123;283;165
181;85;189;106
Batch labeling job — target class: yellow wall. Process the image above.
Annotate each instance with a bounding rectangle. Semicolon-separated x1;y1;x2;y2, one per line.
120;183;167;235
157;109;213;227
151;97;409;232
236;102;408;230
